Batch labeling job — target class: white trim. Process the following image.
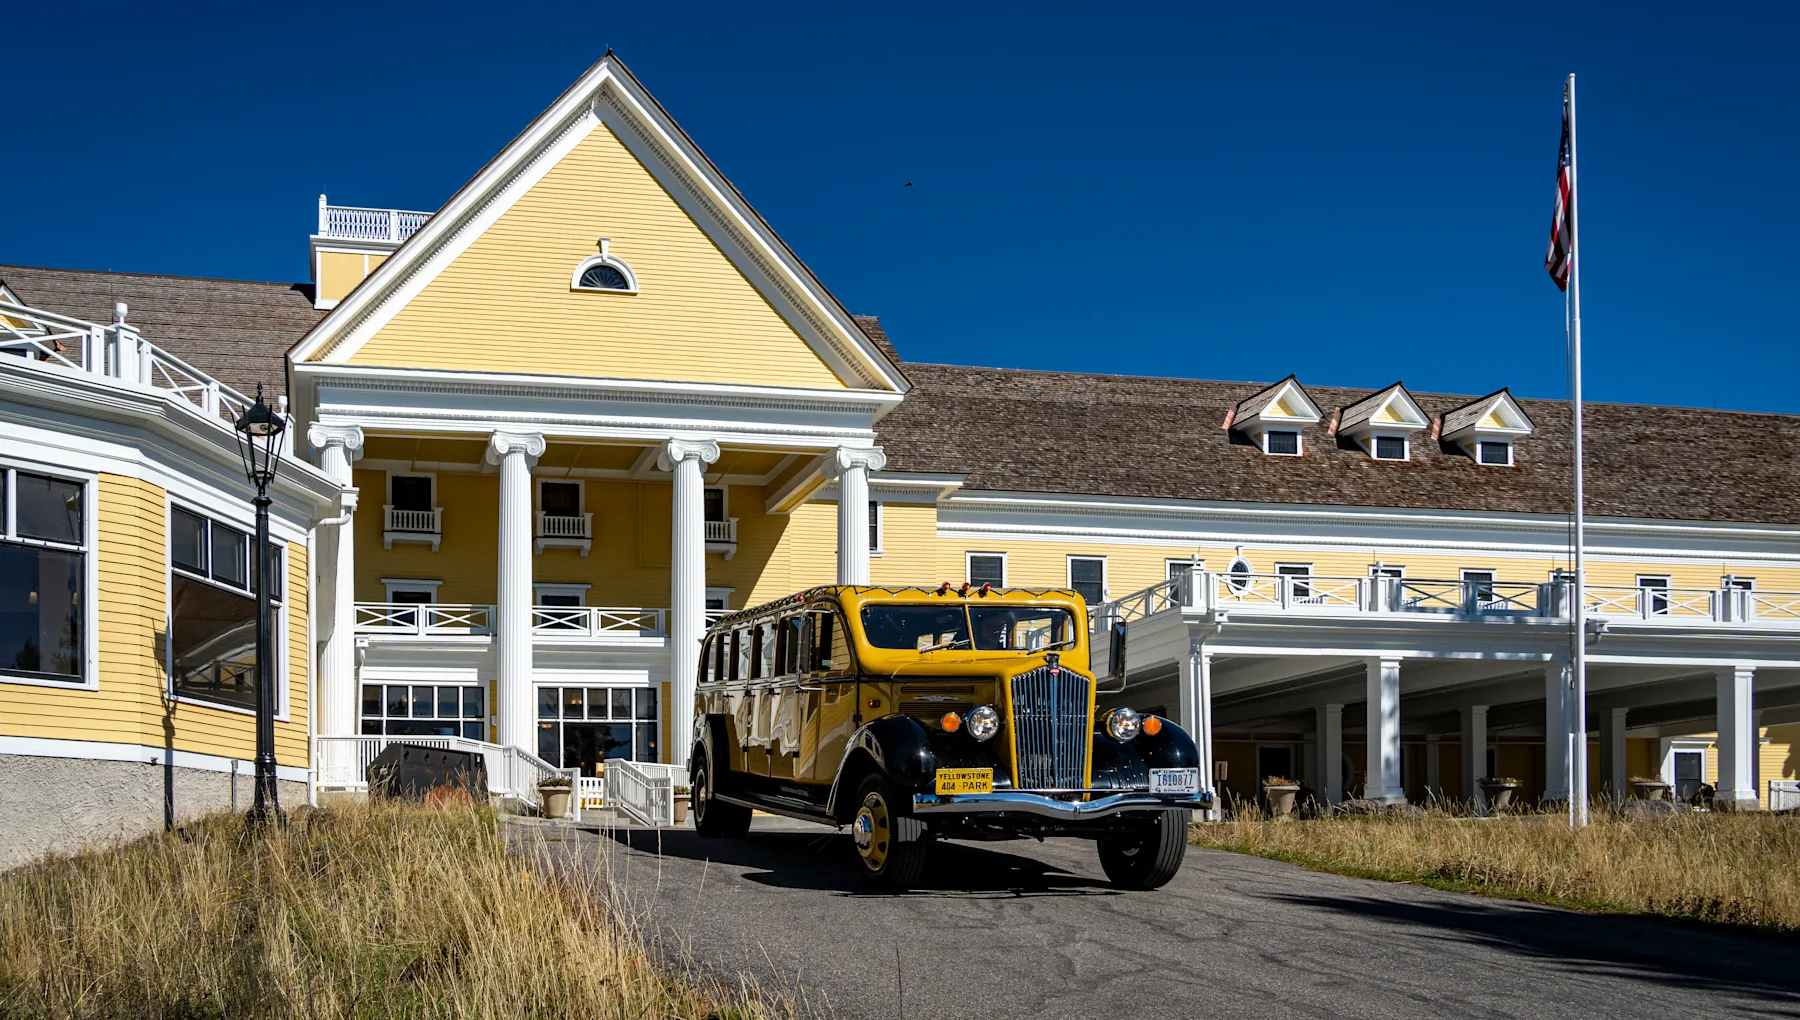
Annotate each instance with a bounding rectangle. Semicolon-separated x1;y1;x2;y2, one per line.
1067;554;1108;602
0;735;309;784
360;665;483;684
1476;440;1515;467
1369;562;1406;578
0;464;99;691
569;246;640;294
381;577;443;601
1262;429;1303;457
966;551;1007;587
1369;433;1411;462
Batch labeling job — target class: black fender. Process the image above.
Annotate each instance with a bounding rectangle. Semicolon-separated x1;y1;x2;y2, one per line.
1090;716;1201;791
824;715;1008;819
691;713;738;794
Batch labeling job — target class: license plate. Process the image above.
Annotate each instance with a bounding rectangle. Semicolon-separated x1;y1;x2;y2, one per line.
934;767;993;795
1149;767;1200;795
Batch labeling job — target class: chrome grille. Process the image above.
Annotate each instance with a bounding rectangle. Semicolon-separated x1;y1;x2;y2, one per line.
1009;664;1091;789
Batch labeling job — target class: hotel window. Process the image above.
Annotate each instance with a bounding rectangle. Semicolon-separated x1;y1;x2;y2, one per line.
1264;430;1301;456
967;553;1006;588
1373;435;1408;461
1068;556;1107;604
869;501;883;554
1477;441;1513;466
390;475;433;513
1722;576;1755;591
1276;563;1313;599
361;682;485;740
540;481;581;518
703;488;727;524
0;469;86;684
536;685;658;774
169;506;282;711
1638;575;1671;615
1369;564;1405;579
1461;569;1498;608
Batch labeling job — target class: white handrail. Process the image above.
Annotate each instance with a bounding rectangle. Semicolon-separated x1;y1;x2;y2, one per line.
1772;780;1800;813
318;201;433;243
604;757;677;827
355;602;494;636
316;735;578;819
530;606;667;638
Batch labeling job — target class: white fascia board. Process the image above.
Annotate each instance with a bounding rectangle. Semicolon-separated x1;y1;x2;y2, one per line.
870;470;966;500
1443;392;1535;441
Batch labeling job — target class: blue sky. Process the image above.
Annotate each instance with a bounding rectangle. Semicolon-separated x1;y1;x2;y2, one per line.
5;2;1795;411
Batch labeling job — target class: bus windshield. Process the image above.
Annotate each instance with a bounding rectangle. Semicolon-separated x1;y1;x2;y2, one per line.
859;604;1075;653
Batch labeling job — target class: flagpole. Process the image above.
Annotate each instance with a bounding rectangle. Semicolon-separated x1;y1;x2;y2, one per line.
1565;72;1589;828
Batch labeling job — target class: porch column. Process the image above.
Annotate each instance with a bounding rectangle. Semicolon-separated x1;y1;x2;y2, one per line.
308;424;362;740
660;438;719;768
1317;703;1343;804
1600;706;1629;805
1460;704;1488;809
488;431;545;752
1544;662;1571;803
825;446;886;585
1365;658;1404;804
1715;665;1758;810
1178;646;1216;819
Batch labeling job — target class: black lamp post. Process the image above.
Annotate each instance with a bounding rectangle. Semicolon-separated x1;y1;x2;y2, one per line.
234;384;286;825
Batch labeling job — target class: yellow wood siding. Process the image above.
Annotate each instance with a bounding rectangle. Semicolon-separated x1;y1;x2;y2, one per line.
342;123;854;390
316;250;369;304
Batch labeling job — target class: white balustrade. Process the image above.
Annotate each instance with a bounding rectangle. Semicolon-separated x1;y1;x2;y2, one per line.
317;200;432;243
704;518;738;543
1772;780;1800;813
384;506;442;534
536;512;592;539
355;602;494;636
603;757;687;827
531;606;667;638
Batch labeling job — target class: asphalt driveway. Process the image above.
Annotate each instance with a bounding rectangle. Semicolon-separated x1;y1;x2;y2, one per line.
531;818;1800;1019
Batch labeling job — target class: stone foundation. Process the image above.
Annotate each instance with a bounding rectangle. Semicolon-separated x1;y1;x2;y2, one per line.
0;754;306;871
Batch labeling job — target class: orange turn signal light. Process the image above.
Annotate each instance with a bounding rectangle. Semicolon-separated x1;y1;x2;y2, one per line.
941;712;962;733
1142;715;1163;736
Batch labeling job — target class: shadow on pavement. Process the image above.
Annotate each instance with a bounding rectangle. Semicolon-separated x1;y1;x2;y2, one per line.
606;828;1120;898
1271;891;1800;1007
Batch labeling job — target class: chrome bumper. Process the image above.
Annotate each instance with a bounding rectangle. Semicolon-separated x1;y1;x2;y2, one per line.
911;790;1212;820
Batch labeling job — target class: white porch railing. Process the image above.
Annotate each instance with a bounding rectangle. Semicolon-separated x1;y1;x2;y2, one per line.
2;300;260;428
1771;780;1800;813
314;734;578;818
531;606;667;638
704;518;738;543
356;602;493;636
317;196;432;243
604;758;689;827
385;506;442;533
536;512;592;538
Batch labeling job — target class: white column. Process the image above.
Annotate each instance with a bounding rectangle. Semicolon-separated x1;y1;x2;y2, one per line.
1365;658;1404;804
660;438;719;768
1461;704;1488;809
823;446;886;585
1544;662;1570;803
1601;706;1629;805
1178;645;1216;819
1317;703;1343;804
1715;665;1758;810
487;431;545;753
307;424;363;741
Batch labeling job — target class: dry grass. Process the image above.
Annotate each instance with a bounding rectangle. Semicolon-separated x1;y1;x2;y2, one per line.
0;801;778;1020
1192;807;1800;933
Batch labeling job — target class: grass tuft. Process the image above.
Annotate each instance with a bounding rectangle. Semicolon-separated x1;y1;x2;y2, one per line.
1192;806;1800;934
0;801;781;1020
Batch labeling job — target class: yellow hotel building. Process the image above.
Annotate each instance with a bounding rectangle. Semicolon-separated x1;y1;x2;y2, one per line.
2;54;1795;860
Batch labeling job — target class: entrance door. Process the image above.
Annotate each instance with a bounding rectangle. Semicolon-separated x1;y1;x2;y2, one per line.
1674;750;1704;802
561;722;634;778
1257;745;1295;784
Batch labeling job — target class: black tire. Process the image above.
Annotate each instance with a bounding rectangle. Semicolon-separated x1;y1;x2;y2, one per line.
690;751;751;838
1097;810;1188;890
850;774;928;890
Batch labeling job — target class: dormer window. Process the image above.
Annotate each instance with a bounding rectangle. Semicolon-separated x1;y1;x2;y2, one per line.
1441;389;1535;467
1337;383;1429;462
569;238;639;294
1231;376;1323;458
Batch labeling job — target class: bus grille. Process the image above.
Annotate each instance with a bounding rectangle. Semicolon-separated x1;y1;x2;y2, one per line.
1009;665;1091;789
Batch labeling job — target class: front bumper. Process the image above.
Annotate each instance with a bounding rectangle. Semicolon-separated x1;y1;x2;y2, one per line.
912;789;1212;820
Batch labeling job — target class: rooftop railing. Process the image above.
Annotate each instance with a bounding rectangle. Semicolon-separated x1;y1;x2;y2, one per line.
317;195;432;243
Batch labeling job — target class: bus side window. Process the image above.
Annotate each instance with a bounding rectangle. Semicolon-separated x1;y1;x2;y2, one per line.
749;626;764;679
729;629;745;681
813;612;835;670
701;636;715;683
710;634;726;682
759;622;777;677
786;615;809;674
774;617;790;676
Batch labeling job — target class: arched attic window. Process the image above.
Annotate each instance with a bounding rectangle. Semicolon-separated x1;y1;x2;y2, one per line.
569;238;638;294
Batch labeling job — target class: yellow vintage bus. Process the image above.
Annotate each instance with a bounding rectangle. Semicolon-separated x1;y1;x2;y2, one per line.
689;584;1209;890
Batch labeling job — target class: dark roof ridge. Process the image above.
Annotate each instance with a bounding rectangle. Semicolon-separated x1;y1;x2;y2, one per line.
0;263;306;291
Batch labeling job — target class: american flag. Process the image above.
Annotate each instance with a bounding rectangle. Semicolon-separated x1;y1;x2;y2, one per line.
1545;93;1574;291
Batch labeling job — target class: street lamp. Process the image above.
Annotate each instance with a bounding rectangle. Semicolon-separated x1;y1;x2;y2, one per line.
234;384;286;825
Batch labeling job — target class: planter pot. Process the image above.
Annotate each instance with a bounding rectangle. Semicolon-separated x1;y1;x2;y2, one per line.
1264;785;1300;818
539;787;572;819
1480;784;1518;813
672;799;689;825
1632;781;1671;801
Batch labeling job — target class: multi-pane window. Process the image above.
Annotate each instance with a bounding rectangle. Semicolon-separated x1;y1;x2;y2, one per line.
1373;436;1407;461
869;501;882;553
540;481;580;518
1265;430;1301;456
703;488;727;523
1478;441;1513;466
1723;576;1755;592
390;475;433;512
1276;563;1313;599
967;553;1006;588
1638;575;1671;615
1069;556;1106;604
0;469;85;684
1369;564;1405;579
169;506;281;710
1462;569;1498;608
361;682;485;740
536;685;659;775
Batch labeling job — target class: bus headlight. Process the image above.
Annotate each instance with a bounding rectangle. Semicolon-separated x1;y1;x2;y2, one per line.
1105;706;1142;741
966;704;1001;742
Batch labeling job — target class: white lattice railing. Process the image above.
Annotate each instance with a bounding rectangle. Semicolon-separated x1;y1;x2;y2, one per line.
536;512;592;538
355;602;493;636
1750;591;1800;621
1;300;261;430
317;196;432;243
531;606;667;638
384;506;442;534
1584;585;1715;620
314;734;578;818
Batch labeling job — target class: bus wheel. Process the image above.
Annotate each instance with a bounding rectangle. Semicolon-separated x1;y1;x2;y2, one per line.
691;753;751;838
1097;811;1188;890
851;775;927;890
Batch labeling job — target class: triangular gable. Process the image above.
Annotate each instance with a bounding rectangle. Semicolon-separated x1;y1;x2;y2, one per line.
1442;388;1535;439
1338;382;1428;435
1234;375;1323;426
290;53;907;394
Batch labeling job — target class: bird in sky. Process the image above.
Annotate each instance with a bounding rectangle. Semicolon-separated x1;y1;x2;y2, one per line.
904;182;914;188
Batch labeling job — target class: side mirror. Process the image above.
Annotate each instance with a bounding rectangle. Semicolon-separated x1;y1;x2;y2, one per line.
1101;617;1128;692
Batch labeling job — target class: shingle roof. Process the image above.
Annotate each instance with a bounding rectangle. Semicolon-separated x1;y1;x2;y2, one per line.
1336;382;1419;432
1232;374;1307;420
1441;388;1534;437
0;265;321;400
877;362;1800;527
